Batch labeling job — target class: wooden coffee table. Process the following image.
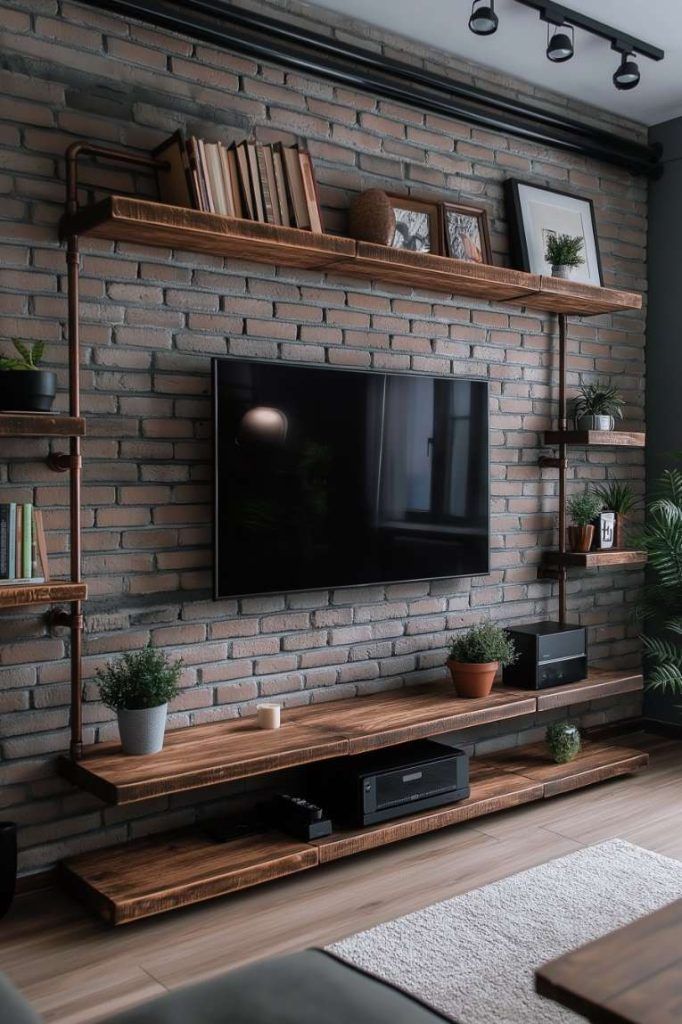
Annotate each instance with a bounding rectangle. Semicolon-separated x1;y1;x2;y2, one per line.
536;897;682;1023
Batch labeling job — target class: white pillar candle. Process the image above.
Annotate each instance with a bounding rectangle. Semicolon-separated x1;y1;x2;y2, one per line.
257;703;281;730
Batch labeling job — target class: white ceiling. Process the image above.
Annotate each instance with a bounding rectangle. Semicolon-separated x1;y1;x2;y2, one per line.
306;0;679;126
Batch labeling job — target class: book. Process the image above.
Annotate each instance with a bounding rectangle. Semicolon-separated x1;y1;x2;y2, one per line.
0;506;8;579
152;130;195;209
21;503;32;580
282;145;310;229
246;142;265;222
256;145;277;225
204;142;227;216
263;146;281;226
273;144;291;227
187;137;209;212
218;144;236;218
197;139;216;213
235;142;255;220
33;508;50;582
226;147;244;219
298;149;323;234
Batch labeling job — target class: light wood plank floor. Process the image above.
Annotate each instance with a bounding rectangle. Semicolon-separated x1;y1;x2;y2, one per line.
1;732;679;1024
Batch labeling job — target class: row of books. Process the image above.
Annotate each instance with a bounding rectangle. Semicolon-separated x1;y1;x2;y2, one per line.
0;504;50;585
154;131;324;233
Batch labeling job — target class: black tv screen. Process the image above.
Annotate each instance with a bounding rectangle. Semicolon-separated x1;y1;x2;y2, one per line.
213;358;489;598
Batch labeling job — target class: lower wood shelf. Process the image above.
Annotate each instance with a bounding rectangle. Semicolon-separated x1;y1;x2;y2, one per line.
543;550;648;569
0;581;87;609
60;740;648;925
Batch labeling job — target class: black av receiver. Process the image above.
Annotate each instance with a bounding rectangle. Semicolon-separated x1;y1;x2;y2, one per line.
318;739;469;828
502;621;587;690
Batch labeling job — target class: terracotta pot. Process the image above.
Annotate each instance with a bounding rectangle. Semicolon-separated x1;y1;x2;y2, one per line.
447;660;499;699
568;524;595;553
614;514;626;550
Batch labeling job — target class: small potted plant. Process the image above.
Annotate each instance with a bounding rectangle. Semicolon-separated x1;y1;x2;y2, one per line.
446;621;518;699
0;341;56;413
593;480;638;550
96;644;182;756
545;233;584;279
546;722;581;764
567;491;603;552
573;381;624;432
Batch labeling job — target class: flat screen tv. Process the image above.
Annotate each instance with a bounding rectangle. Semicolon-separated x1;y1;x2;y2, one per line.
213;358;489;598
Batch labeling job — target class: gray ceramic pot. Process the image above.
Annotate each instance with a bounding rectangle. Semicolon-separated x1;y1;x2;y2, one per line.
551;265;571;279
576;414;615;431
117;703;168;756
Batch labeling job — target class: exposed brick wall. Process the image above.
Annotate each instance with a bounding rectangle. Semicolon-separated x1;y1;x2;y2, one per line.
0;0;646;874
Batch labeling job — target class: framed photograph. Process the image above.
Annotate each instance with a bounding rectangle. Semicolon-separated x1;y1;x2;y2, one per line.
505;179;603;285
442;202;492;264
387;196;443;255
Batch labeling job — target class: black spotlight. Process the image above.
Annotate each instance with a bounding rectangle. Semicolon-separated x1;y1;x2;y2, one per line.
613;51;640;90
547;24;574;63
469;0;498;36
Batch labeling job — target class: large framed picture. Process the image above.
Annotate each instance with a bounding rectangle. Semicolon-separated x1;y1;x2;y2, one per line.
505;179;603;285
387;195;443;255
442;201;492;264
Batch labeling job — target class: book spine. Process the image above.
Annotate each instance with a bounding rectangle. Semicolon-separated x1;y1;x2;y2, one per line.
22;504;32;580
0;506;8;579
298;151;323;234
256;146;275;224
7;504;16;580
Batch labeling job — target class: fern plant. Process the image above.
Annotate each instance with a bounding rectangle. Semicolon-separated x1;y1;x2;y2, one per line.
545;233;584;268
638;467;682;695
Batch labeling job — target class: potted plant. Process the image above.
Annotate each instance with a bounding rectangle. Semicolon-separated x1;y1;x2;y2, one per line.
546;722;581;764
593;480;638;550
446;621;518;699
96;644;182;756
573;381;624;432
0;341;56;413
545;233;584;279
567;491;603;552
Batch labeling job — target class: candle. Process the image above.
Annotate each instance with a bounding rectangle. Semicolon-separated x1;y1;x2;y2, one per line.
257;703;281;730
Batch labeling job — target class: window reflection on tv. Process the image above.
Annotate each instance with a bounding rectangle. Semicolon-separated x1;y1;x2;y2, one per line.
213;358;489;598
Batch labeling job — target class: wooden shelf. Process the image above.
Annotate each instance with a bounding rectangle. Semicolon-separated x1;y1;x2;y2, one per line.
60;739;648;924
59;669;642;806
61;197;642;317
0;581;87;609
0;413;85;438
543;549;648;569
544;430;645;448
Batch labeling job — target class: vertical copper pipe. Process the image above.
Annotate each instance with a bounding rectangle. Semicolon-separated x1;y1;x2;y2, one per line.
558;314;568;625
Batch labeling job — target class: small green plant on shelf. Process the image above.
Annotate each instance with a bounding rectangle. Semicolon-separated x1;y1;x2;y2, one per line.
0;340;56;414
446;621;518;700
0;340;45;371
573;380;625;430
567;491;603;527
593;480;639;548
96;644;183;756
637;464;682;697
545;233;585;269
546;722;581;764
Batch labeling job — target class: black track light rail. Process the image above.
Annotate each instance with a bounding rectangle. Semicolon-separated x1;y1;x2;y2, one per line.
514;0;664;60
80;0;660;176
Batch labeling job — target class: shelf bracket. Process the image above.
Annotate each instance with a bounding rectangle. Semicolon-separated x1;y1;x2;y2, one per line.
538;455;568;469
47;451;81;473
48;607;84;631
538;566;561;581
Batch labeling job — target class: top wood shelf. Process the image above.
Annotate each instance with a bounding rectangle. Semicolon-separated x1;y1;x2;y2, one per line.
61;197;643;318
544;430;645;447
58;668;643;805
0;413;86;438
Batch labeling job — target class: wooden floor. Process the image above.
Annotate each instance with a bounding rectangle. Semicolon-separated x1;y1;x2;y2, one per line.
1;731;679;1024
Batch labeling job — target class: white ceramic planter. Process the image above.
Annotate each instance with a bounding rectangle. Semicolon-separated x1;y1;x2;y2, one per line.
576;414;615;431
117;703;168;756
551;265;572;279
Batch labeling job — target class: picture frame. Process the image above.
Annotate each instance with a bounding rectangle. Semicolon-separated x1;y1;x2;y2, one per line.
441;201;492;264
387;195;443;255
505;179;603;285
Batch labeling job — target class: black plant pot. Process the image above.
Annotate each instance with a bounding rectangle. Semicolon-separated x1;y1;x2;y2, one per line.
0;370;56;413
0;822;17;920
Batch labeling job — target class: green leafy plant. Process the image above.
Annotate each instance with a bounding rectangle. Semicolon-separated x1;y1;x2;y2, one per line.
568;491;603;527
0;340;45;371
546;722;581;764
593;480;638;516
637;466;682;695
96;644;182;711
573;381;625;421
545;233;585;268
447;621;518;667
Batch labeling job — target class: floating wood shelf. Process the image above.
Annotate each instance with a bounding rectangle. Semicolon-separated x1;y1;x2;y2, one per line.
544;430;645;448
60;739;648;924
543;550;648;569
0;413;86;438
60;197;642;317
59;669;642;806
0;581;87;609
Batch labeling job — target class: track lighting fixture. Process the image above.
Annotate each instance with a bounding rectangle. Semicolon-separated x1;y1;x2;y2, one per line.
468;0;498;37
613;51;640;91
546;23;574;63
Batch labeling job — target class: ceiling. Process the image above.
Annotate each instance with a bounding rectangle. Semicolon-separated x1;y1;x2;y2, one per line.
305;0;679;126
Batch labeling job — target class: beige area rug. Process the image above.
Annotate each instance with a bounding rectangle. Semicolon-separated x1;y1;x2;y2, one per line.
328;840;682;1023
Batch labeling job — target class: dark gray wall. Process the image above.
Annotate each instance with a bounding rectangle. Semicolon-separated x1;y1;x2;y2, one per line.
645;116;682;725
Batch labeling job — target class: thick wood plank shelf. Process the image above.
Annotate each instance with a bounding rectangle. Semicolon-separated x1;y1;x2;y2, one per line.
0;413;85;438
544;430;645;447
59;669;643;805
0;581;87;609
61;197;642;317
543;549;648;569
60;739;648;924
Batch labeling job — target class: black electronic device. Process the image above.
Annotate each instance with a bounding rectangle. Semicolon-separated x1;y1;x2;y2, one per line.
317;739;470;828
262;793;332;841
213;358;489;598
502;620;587;690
